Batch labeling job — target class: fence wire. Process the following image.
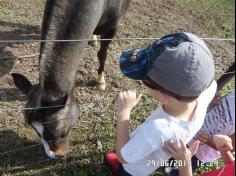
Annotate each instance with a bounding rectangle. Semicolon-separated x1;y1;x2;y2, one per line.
0;71;235;113
0;37;235;44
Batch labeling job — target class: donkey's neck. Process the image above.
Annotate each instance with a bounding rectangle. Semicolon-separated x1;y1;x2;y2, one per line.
39;0;105;96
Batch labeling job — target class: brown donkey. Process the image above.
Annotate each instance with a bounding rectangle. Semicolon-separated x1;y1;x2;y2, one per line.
12;0;130;159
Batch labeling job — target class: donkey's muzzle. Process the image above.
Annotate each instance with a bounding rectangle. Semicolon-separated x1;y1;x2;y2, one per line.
48;137;69;159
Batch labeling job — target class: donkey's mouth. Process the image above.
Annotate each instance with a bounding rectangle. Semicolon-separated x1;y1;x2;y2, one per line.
41;137;69;159
32;122;69;159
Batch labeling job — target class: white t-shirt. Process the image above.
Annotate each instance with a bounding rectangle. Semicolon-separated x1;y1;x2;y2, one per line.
121;81;217;176
189;91;235;163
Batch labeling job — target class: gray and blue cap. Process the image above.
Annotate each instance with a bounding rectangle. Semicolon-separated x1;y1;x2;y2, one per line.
120;32;215;97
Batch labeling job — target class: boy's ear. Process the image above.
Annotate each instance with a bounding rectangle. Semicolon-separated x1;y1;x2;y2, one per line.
161;93;169;105
11;73;33;95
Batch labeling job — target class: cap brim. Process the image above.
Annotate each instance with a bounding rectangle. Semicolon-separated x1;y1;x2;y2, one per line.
119;48;150;80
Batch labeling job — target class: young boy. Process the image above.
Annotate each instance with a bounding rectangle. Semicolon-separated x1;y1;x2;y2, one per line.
105;32;217;176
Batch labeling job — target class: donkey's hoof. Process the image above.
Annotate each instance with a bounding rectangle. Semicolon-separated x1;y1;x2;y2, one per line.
88;35;99;47
97;83;106;91
89;41;99;47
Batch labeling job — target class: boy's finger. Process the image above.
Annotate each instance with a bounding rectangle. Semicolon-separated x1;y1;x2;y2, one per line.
118;92;124;100
163;147;172;157
137;94;143;102
167;140;179;153
198;138;207;143
189;140;200;155
199;133;208;139
123;91;128;98
164;142;177;155
225;142;233;150
127;90;133;95
197;134;208;143
179;139;187;151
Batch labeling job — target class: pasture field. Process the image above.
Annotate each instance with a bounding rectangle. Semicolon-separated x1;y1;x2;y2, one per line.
0;0;235;175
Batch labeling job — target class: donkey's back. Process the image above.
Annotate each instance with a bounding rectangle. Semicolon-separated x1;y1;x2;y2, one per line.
94;0;130;34
42;0;129;43
40;0;130;92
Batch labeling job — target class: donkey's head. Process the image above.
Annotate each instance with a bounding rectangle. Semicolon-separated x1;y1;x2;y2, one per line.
11;73;80;159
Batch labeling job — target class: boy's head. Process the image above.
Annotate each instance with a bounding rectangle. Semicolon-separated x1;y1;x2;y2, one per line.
120;32;215;102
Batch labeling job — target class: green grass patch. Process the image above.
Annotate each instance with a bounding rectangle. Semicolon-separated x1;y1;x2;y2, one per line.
170;0;235;38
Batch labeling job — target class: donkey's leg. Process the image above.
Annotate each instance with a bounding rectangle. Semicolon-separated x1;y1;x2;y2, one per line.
88;35;99;47
97;29;117;91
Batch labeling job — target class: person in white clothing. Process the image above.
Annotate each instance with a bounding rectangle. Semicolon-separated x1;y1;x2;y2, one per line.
104;32;216;176
189;91;235;165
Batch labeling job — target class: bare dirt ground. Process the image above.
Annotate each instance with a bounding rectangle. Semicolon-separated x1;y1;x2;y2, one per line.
0;0;235;175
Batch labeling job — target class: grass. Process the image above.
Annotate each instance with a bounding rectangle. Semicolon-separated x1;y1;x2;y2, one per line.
170;0;235;38
0;0;44;29
195;160;225;176
0;0;235;175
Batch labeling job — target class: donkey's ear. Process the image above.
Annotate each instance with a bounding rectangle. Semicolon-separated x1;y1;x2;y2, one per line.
11;73;33;94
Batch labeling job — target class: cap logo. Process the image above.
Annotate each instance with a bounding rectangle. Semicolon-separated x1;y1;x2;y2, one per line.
130;49;140;61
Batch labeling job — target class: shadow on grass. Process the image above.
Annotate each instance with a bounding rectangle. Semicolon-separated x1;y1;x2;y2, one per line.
75;79;97;88
37;152;114;176
0;87;26;102
0;20;40;35
0;46;16;78
0;129;113;176
0;20;40;78
0;130;47;174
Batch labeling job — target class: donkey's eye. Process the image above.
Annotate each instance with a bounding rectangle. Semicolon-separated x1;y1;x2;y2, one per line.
60;131;68;139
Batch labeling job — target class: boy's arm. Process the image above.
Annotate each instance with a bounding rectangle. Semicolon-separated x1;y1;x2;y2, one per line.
199;133;217;150
116;110;130;163
178;161;193;176
196;133;218;150
220;151;235;164
115;91;142;163
205;138;217;150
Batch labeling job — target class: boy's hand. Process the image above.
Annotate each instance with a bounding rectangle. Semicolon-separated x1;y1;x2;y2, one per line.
117;90;142;114
213;134;233;152
196;132;210;144
164;139;200;161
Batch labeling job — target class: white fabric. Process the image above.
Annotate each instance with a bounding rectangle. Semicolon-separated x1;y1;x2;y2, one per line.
189;91;235;163
121;81;217;176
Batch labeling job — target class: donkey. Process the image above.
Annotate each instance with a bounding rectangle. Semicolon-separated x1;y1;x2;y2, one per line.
12;0;130;159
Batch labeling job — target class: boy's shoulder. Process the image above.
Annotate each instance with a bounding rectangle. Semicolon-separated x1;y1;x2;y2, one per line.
145;106;186;131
